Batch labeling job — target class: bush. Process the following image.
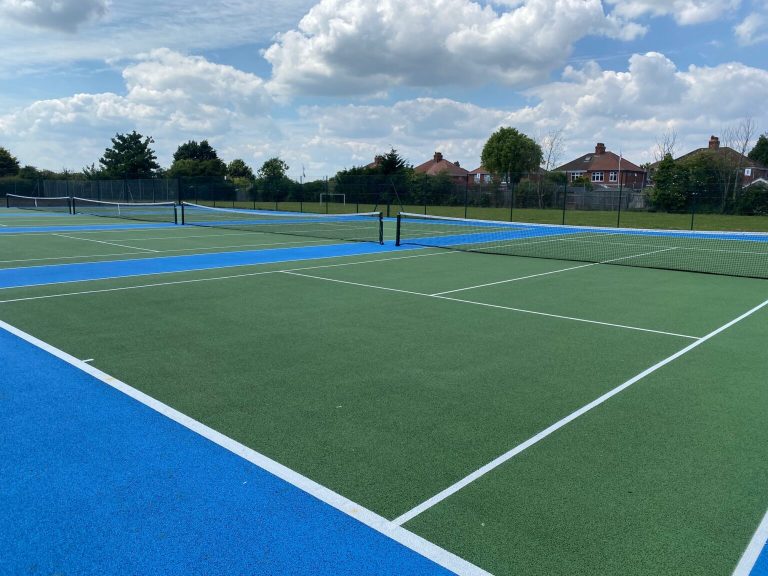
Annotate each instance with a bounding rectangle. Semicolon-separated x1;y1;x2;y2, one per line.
736;184;768;216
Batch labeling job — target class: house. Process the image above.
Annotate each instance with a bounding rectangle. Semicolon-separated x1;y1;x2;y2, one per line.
554;143;647;189
414;152;470;183
668;136;768;186
468;166;493;185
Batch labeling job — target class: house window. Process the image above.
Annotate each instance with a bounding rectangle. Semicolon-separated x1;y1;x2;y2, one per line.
591;172;604;182
570;171;585;181
474;173;481;183
745;168;752;177
609;171;618;182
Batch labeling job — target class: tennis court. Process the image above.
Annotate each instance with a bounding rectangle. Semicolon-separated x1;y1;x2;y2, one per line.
1;200;767;575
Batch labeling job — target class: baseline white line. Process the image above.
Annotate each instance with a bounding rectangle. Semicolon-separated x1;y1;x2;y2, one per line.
733;506;768;576
53;233;159;253
431;247;677;296
0;320;489;576
0;250;455;303
281;271;699;340
392;296;768;526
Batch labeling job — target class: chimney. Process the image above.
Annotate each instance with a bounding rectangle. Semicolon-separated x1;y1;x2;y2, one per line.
595;143;606;155
709;136;720;150
434;152;443;163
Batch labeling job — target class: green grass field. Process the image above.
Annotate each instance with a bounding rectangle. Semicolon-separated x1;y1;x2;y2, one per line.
1;207;766;575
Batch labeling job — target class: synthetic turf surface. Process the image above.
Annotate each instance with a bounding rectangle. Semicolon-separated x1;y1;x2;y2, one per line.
1;208;766;575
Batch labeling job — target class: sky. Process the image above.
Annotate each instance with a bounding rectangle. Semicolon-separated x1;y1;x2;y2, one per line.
0;0;766;180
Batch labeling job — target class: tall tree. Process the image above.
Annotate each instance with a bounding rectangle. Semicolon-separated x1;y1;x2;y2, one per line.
258;157;289;181
376;148;410;175
173;140;220;163
650;153;689;212
481;127;542;183
0;146;20;177
227;159;254;180
169;140;226;178
749;133;768;166
98;131;159;178
653;129;678;162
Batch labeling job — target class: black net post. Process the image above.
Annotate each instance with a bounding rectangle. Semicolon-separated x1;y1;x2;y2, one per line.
395;213;402;246
561;180;568;225
690;191;697;231
180;202;186;225
378;212;384;244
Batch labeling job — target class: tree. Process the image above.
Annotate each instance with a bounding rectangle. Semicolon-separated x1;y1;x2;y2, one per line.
98;131;159;178
256;157;292;202
650;153;689;212
653;129;678;162
227;159;254;180
749;134;768;166
375;148;410;175
168;140;226;178
481;127;542;184
173;140;220;163
258;157;289;181
0;146;20;177
537;129;565;208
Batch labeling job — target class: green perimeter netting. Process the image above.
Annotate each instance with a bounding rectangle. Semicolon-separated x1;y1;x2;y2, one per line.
396;212;768;279
181;202;383;244
73;197;177;224
6;194;72;213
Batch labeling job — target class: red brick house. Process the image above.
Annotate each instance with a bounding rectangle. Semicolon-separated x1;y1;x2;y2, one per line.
414;152;470;183
468;166;493;184
671;136;768;186
555;143;647;189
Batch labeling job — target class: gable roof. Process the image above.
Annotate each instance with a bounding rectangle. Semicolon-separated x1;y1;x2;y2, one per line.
555;143;644;173
414;152;469;177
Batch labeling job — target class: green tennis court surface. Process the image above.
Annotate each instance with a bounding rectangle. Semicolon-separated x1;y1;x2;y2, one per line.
2;207;767;575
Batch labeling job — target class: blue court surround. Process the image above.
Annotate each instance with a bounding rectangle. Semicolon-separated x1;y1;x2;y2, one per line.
0;326;457;575
0;242;414;289
0;223;176;233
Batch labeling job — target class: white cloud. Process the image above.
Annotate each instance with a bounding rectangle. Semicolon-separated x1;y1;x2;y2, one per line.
734;12;768;45
0;50;274;169
0;0;109;32
605;0;741;25
264;0;645;97
0;0;315;77
1;50;766;178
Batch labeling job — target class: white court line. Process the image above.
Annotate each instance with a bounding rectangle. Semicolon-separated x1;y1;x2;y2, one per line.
0;319;489;576
53;233;159;253
733;506;768;576
432;247;677;296
0;250;456;303
0;239;334;265
281;271;700;340
392;296;768;526
432;262;598;296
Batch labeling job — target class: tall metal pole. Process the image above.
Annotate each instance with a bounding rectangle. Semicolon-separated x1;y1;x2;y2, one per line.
616;151;623;228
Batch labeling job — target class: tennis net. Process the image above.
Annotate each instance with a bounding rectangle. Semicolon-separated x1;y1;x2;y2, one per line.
396;212;768;279
6;194;72;213
181;202;384;244
72;197;177;224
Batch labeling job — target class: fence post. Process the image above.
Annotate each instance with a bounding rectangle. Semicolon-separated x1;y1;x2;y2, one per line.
690;191;697;230
464;175;469;219
561;181;567;225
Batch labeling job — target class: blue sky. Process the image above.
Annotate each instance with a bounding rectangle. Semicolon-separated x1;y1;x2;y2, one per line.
0;0;766;180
